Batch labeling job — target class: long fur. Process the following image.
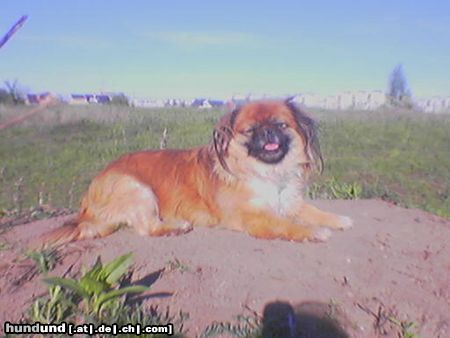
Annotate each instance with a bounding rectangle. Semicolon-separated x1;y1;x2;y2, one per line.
38;100;352;248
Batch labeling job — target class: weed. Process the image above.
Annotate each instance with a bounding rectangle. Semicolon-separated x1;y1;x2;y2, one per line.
25;247;60;274
25;252;186;337
28;284;75;323
389;317;422;338
357;302;422;338
42;253;148;319
307;178;362;200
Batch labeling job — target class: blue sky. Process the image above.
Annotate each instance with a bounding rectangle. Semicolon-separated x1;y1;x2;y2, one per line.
1;0;449;99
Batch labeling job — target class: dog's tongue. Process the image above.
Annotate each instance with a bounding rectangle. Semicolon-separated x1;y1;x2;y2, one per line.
264;143;279;151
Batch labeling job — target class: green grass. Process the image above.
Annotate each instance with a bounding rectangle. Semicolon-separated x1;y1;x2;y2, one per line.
0;104;221;213
0;104;448;218
312;109;449;217
25;252;186;337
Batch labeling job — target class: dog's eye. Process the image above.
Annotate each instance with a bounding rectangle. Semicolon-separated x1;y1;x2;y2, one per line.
243;128;255;135
277;122;288;129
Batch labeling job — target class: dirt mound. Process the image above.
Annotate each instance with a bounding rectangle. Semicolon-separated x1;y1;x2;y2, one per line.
0;200;449;337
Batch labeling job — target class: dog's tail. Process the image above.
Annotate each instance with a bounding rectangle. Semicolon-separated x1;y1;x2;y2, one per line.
30;218;82;250
43;219;81;246
33;211;123;250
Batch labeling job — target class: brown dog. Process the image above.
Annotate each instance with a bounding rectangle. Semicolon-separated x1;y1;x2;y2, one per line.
41;100;352;247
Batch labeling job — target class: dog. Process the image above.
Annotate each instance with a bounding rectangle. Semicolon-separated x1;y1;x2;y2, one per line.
40;99;352;247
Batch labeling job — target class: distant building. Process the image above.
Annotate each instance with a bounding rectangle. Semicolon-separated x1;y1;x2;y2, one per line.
23;90;450;113
68;93;114;105
324;95;339;110
353;90;386;110
26;92;52;105
367;91;386;110
95;94;111;104
415;96;450;113
69;94;88;105
208;99;225;107
289;90;387;110
85;94;96;103
191;98;224;109
290;93;324;108
191;98;206;108
130;98;165;108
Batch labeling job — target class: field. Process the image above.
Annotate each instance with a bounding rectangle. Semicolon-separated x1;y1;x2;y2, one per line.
1;103;449;337
1;103;449;218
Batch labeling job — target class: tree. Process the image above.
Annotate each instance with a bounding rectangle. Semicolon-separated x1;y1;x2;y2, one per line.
3;79;26;104
0;88;14;104
109;93;129;106
387;64;411;104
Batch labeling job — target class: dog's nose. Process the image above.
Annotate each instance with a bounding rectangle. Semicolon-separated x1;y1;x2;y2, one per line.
263;127;279;143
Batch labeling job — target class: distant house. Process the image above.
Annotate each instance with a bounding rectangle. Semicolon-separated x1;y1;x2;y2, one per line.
288;94;306;106
130;98;165;108
208;100;224;107
26;92;52;105
70;94;88;105
165;98;189;107
191;98;224;109
191;98;206;107
26;94;40;105
201;101;212;109
95;94;111;104
68;93;113;105
85;94;96;103
229;94;251;107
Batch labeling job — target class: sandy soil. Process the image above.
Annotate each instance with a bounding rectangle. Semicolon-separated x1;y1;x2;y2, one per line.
0;199;449;337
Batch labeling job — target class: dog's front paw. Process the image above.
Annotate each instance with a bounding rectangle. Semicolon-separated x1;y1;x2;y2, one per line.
310;227;332;242
171;221;194;235
336;215;353;230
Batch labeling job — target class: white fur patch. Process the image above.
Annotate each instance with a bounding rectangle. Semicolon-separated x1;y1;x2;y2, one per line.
246;136;306;216
311;228;332;242
248;173;303;216
337;216;353;230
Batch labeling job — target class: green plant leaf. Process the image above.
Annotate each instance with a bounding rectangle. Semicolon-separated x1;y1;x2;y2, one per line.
80;273;109;295
83;257;105;281
43;277;90;298
101;253;133;285
95;285;149;311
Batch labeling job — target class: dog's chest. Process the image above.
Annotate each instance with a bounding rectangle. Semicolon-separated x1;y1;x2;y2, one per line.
247;175;302;215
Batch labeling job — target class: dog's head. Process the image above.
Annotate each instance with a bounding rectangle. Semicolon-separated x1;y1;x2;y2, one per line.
213;99;323;177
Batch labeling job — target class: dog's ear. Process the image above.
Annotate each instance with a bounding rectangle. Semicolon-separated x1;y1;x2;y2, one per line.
285;99;324;174
212;108;239;173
